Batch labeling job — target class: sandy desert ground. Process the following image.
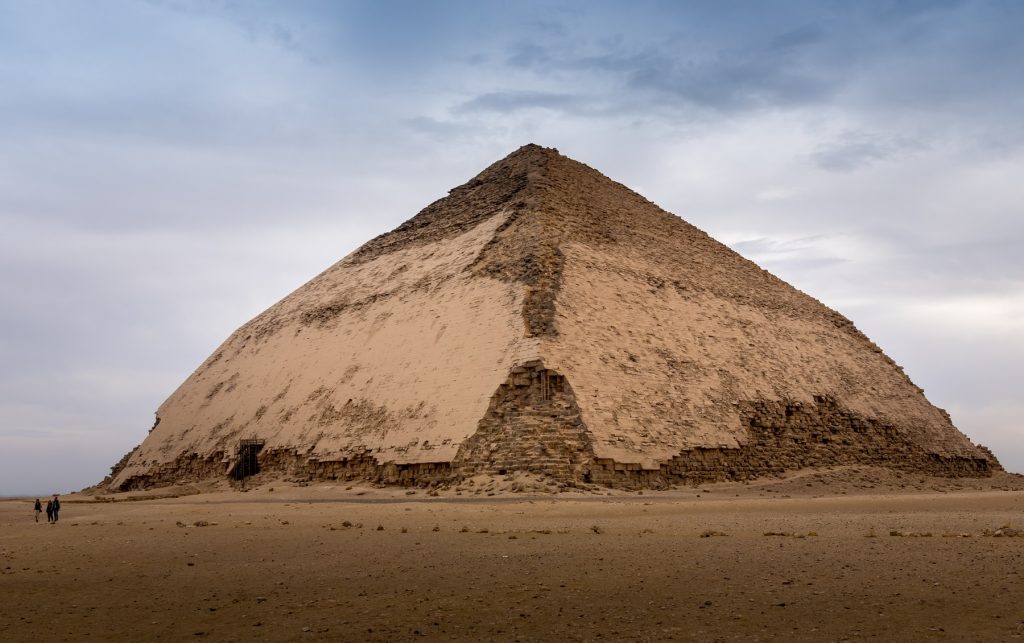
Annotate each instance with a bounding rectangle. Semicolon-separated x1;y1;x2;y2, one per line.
3;467;1024;642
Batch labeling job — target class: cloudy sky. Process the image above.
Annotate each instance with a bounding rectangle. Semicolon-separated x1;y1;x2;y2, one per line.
2;0;1021;495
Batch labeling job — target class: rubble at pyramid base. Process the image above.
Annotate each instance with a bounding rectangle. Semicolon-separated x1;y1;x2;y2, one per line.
108;441;998;493
109;361;998;492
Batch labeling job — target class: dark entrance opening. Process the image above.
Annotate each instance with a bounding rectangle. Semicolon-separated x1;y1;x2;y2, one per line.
232;438;266;480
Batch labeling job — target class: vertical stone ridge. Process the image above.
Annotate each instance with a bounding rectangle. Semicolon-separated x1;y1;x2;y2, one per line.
468;147;566;337
453;360;595;479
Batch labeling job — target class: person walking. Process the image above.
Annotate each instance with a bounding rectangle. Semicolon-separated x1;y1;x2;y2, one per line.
51;495;61;523
33;499;42;522
45;499;53;523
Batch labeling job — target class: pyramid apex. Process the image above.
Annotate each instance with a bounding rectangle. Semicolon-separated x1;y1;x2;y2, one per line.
479;143;563;177
479;143;563;176
509;142;559;157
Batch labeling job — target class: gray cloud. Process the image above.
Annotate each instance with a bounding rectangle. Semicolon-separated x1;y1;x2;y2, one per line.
456;91;590;115
625;49;831;113
507;41;554;68
499;12;836;114
812;139;897;172
403;116;473;139
729;234;838;260
474;0;1024;148
768;23;825;51
810;132;928;172
499;44;832;115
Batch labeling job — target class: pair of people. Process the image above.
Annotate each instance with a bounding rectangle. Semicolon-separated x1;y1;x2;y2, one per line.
33;496;60;523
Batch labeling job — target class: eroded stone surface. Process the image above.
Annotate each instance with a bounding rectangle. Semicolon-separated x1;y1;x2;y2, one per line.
589;396;996;489
453;361;593;479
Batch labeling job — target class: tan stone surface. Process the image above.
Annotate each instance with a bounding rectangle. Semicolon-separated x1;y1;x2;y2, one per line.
527;147;978;467
114;210;529;487
547;240;972;467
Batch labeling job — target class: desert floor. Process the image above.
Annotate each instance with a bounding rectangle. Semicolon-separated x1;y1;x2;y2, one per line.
3;467;1024;642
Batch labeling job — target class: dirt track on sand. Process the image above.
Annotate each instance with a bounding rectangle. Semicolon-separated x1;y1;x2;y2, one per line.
3;470;1024;642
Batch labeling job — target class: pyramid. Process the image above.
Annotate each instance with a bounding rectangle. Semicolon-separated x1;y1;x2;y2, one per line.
107;144;999;490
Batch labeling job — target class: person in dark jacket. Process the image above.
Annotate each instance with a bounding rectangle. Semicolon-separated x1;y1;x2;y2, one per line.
33;499;42;522
51;495;61;523
45;499;53;523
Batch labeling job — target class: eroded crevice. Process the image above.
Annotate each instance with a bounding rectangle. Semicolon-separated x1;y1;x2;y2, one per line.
471;223;564;336
300;292;395;327
452;360;595;478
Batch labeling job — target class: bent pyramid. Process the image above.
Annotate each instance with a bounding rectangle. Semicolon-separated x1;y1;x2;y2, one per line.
108;144;999;490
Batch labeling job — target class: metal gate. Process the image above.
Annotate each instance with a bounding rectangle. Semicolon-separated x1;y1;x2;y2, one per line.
233;438;266;480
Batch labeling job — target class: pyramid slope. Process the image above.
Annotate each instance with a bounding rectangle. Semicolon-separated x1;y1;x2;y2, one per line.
111;210;534;488
109;145;998;490
523;150;986;471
